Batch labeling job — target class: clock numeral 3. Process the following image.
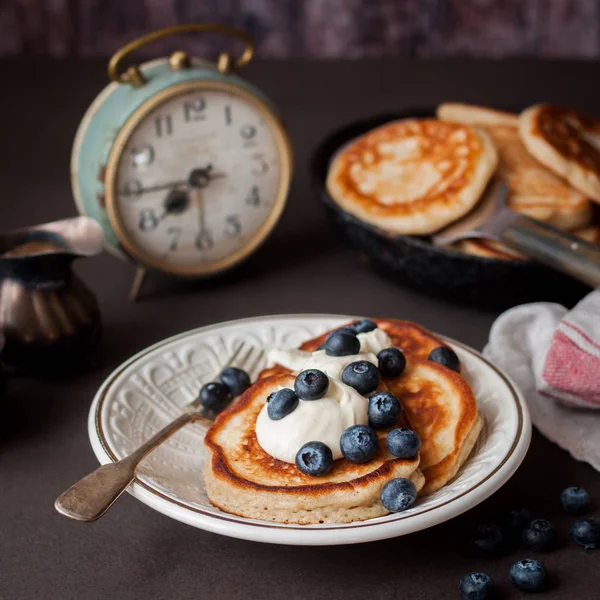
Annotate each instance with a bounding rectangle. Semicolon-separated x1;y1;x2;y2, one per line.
225;214;241;237
195;230;214;250
251;153;269;176
245;185;260;207
155;115;173;137
138;209;160;232
122;179;143;197
167;226;182;251
184;98;206;121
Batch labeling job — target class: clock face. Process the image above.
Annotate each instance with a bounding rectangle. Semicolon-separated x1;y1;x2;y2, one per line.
105;81;291;276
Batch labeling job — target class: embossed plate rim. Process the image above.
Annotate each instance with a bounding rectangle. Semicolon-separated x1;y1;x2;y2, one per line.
88;313;531;545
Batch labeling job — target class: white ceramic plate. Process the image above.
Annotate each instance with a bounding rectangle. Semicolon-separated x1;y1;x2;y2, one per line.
89;314;531;545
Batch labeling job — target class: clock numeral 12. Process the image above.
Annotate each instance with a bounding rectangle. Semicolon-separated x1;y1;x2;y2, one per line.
245;185;260;207
155;115;173;137
184;98;206;121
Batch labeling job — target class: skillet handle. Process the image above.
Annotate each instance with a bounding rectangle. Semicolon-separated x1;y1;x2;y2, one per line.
500;215;600;288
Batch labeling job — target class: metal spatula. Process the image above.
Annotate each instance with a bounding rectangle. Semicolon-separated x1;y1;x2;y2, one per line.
432;181;600;288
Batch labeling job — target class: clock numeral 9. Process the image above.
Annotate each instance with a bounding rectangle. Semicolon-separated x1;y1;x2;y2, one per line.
184;98;206;122
155;115;173;137
195;230;214;251
245;185;260;207
138;209;159;232
225;214;241;237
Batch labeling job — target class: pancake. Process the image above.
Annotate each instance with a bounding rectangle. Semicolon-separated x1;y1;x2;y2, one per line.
204;373;425;524
260;319;483;496
519;104;600;203
574;224;600;244
438;104;593;231
326;119;498;235
451;238;525;261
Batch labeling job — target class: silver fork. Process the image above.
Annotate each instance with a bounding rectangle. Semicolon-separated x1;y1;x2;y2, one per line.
54;342;264;523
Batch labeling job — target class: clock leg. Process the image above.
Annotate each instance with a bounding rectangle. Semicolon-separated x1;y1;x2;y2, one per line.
129;267;147;302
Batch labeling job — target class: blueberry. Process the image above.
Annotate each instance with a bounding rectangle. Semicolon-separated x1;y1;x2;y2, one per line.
571;518;600;549
503;508;532;535
294;369;329;400
295;441;333;476
522;518;556;552
386;428;421;459
377;347;406;378
340;425;379;463
368;391;402;428
199;382;232;413
458;572;494;600
380;478;417;512
560;486;590;515
324;330;360;357
469;523;505;557
351;319;378;334
219;367;251;397
509;559;546;592
341;360;380;395
267;388;299;420
428;346;461;372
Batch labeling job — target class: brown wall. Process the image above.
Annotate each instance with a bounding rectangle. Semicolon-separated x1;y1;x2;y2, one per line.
1;0;599;59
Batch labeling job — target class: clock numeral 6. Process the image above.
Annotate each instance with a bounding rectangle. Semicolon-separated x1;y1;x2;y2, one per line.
138;209;160;232
184;98;206;122
195;230;214;251
245;185;260;207
155;115;173;137
225;214;241;237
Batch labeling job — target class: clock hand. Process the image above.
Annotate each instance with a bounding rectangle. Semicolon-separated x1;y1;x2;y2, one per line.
121;180;188;197
188;165;227;189
190;188;213;250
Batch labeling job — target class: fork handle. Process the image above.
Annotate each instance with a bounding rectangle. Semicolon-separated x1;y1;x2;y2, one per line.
54;412;194;522
501;215;600;288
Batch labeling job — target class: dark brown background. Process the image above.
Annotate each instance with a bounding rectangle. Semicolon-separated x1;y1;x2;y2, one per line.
2;0;600;59
0;56;599;599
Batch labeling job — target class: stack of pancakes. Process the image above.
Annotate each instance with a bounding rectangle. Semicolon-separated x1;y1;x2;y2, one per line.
326;103;600;260
204;319;483;525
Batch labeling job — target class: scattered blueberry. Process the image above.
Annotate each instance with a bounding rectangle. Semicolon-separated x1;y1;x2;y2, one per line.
377;347;406;378
341;360;380;395
295;441;333;476
219;367;251;397
522;519;556;552
340;425;379;463
267;388;299;420
352;319;378;333
386;428;421;459
503;508;532;536
380;477;417;512
428;346;461;372
198;382;232;413
571;518;600;549
294;369;329;400
560;487;590;515
469;523;505;557
324;330;360;357
458;572;495;600
509;559;547;592
368;391;402;428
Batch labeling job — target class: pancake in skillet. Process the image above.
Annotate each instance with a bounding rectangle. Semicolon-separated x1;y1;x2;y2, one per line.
261;319;483;495
204;373;425;524
438;103;593;231
326;119;498;235
519;104;600;203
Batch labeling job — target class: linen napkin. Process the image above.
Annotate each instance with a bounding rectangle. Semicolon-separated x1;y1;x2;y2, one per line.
483;289;600;472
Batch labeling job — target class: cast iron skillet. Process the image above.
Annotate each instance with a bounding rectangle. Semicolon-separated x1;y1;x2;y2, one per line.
311;110;593;309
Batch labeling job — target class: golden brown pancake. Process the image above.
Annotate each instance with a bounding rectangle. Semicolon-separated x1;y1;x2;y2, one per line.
520;104;600;203
204;373;425;524
574;224;600;244
326;119;498;235
451;238;525;261
438;104;593;231
260;319;483;496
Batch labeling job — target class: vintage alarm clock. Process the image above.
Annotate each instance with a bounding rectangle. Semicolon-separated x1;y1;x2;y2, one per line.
71;24;293;299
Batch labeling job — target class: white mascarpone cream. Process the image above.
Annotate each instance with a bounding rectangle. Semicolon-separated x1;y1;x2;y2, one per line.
255;328;393;463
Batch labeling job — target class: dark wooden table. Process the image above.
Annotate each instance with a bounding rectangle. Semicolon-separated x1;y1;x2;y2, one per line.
1;59;599;600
